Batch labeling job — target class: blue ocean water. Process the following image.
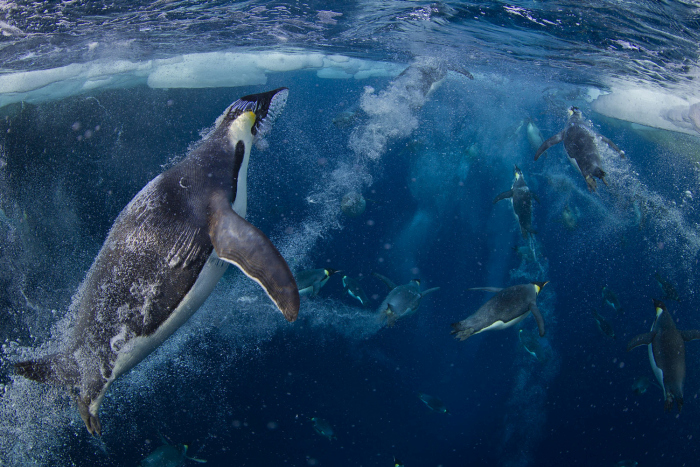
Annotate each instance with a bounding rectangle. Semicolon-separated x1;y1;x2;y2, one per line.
1;1;700;466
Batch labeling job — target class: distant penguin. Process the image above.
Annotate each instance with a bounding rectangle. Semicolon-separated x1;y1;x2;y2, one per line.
311;417;336;441
654;272;680;302
534;107;625;191
451;282;548;341
602;286;624;314
592;309;615;339
418;392;449;414
627;299;700;412
525;119;545;152
13;88;298;435
342;275;369;306
493;165;539;239
296;268;340;297
373;273;440;327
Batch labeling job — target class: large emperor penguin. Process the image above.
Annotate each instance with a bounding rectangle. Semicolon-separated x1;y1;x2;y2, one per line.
493;165;539;239
627;299;700;412
451;282;547;341
534;107;625;191
14;88;300;435
373;273;440;327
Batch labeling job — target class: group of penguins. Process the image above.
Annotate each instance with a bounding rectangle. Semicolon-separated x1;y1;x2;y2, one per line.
298;107;700;415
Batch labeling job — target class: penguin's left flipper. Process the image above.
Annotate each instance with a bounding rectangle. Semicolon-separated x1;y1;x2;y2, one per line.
529;303;545;337
209;194;300;322
493;190;513;204
468;287;503;293
535;132;563;160
599;135;625;158
532;193;540;204
681;330;700;342
626;332;657;352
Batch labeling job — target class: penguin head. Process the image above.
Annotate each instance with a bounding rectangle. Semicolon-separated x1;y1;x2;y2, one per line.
567;106;582;118
411;279;421;286
325;269;340;277
513;165;523;180
217;88;289;141
532;281;549;294
653;298;667;316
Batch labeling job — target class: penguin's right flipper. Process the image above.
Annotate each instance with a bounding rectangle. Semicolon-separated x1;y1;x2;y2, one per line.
529;303;546;337
681;330;700;342
209;195;300;322
421;287;440;297
534;132;563;160
372;272;397;290
627;332;656;352
468;287;503;293
493;190;513;204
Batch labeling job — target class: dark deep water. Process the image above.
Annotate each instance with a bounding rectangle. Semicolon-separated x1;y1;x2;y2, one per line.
2;2;700;467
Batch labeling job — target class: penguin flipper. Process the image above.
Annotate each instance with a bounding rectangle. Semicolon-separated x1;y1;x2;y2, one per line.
421;287;440;297
626;332;656;352
534;132;563;160
599;135;625;157
493;190;514;204
529;303;546;337
373;272;397;290
681;329;700;342
209;194;299;322
468;287;503;293
532;192;540;204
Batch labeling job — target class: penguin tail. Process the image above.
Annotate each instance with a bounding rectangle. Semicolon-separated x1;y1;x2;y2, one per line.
386;311;397;327
14;353;77;385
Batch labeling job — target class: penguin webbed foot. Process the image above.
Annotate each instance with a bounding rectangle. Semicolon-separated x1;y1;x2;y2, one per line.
450;322;474;341
77;398;102;436
664;395;682;413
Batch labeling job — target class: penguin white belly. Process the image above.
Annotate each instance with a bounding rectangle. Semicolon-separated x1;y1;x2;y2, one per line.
476;313;528;335
567;155;583;175
91;252;230;414
648;343;666;394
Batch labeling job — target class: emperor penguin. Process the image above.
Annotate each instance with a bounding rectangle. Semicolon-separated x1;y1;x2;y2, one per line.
534;107;625;191
493;165;539;239
627;299;700;412
373;272;440;327
342;275;369;306
296;268;340;297
14;88;299;435
451;282;547;341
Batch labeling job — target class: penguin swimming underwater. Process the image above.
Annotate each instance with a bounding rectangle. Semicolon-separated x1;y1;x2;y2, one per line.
654;272;680;302
602;286;624;314
451;282;547;341
534;107;625;191
627;299;700;412
418;392;449;414
592;309;615;339
342;275;369;306
311;417;336;441
14;88;299;435
296;268;340;297
493;165;539;239
373;273;440;327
